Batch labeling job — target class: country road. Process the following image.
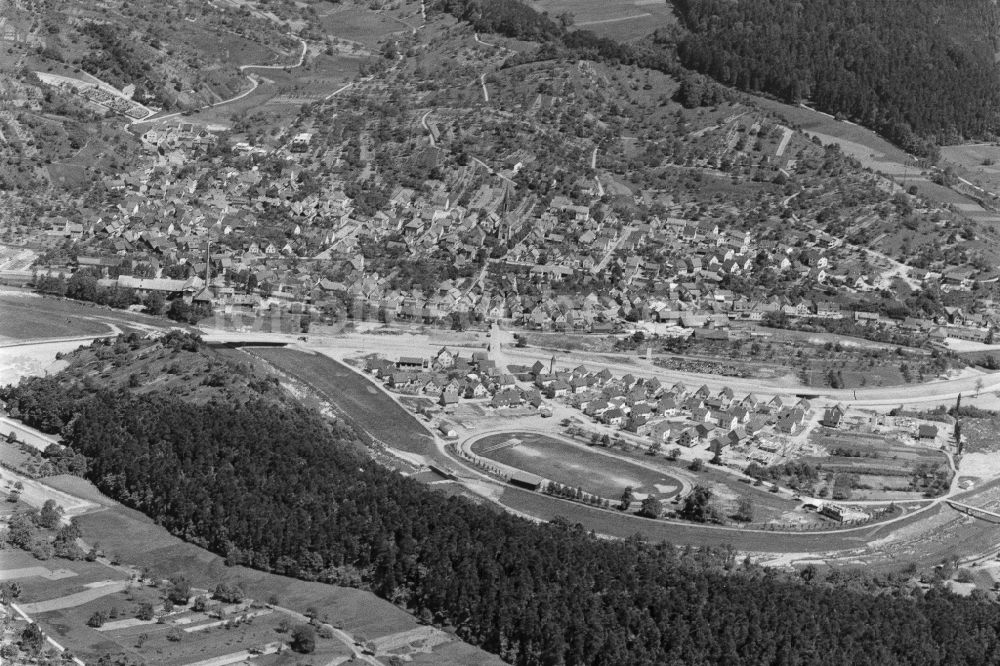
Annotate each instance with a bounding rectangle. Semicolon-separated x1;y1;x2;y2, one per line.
197;326;1000;411
134;37;309;126
421;109;435;146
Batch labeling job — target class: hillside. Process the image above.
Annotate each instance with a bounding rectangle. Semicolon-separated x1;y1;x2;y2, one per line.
1;0;302;112
669;0;1000;155
5;335;1000;664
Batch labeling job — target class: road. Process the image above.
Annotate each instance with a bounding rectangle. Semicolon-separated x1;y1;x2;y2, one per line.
480;73;489;102
420;109;435;146
199;326;1000;410
134;37;309;126
591;225;636;274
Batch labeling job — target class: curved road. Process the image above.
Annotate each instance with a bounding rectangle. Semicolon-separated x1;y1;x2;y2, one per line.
134;37;309;126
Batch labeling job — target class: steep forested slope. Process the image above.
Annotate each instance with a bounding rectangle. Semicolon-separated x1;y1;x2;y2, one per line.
670;0;1000;155
5;336;1000;665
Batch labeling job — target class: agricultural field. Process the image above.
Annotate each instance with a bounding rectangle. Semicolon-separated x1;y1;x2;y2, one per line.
180;51;361;129
472;431;682;500
59;483;503;665
529;0;677;41
940;143;1000;208
247;347;440;459
807;428;952;500
3;549;131;611
315;3;413;48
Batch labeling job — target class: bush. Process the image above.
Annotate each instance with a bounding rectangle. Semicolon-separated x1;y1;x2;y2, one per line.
136;602;154;621
291;623;316;653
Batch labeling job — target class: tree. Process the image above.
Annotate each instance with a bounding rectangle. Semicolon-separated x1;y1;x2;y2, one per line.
146;291;165;315
167;576;191;605
88;610;108;628
20;622;44;655
679;485;716;523
291;623;316;653
136;602;154;621
689;457;704;472
167;626;183;642
38;499;62;529
618;486;634;511
638;496;662;519
734;496;755;523
666;447;681;461
214;582;244;604
167;298;189;321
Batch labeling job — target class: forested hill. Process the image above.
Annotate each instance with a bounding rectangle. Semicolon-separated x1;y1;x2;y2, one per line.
670;0;1000;156
6;339;1000;664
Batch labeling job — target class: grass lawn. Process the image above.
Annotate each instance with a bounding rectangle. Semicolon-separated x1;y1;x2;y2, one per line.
473;431;682;499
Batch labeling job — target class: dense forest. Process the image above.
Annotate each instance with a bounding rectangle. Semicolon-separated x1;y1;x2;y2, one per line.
6;340;1000;664
670;0;1000;155
438;0;1000;155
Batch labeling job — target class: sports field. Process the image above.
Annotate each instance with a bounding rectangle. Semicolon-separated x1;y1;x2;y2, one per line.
472;432;682;499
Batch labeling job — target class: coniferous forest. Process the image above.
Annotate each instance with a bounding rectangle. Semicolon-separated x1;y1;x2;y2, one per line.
6;357;1000;665
670;0;1000;156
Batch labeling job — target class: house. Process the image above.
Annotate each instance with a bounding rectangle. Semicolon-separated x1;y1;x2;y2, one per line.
547;380;571;398
603;408;627;427
676;427;698;447
776;408;805;433
822;404;845;428
434;347;456;369
648;421;673;443
440;386;460;406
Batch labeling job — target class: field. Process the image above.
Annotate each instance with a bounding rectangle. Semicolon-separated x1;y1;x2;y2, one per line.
0;294;114;342
529;0;677;41
473;431;682;499
316;4;413;48
181;51;361;128
0;291;192;340
63;488;502;665
246;347;440;459
940;143;1000;207
808;428;951;499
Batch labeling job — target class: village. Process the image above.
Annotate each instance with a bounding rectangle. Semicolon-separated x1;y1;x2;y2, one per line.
357;340;956;519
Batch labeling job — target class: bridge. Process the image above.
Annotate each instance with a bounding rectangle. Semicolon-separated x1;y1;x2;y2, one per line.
947;500;1000;524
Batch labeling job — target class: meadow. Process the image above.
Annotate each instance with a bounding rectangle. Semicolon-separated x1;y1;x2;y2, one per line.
529;0;677;41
